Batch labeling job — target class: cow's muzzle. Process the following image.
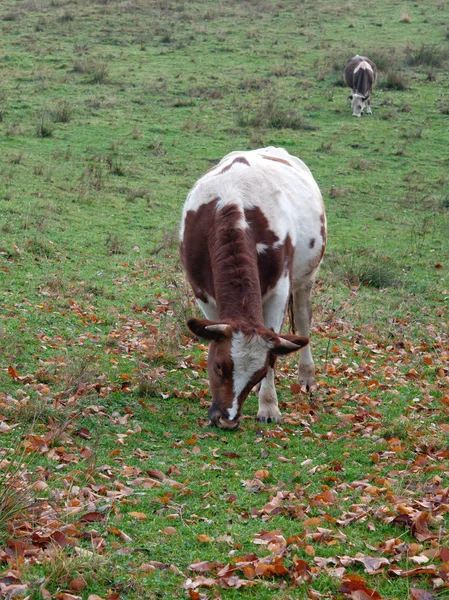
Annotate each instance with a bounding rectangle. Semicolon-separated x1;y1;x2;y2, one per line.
209;406;240;430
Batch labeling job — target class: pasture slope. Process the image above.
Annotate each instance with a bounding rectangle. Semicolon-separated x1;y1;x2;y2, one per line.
0;0;448;598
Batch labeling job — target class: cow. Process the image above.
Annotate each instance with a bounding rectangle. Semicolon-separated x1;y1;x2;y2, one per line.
180;147;326;430
344;55;377;117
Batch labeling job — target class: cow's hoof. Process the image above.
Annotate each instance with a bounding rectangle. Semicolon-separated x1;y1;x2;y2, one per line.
257;406;281;423
298;365;316;393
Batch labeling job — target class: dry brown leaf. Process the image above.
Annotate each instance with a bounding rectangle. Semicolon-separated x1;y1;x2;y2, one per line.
128;512;147;521
410;589;435;600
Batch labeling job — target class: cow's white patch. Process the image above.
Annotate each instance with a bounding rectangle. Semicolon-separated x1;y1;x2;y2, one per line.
353;60;373;75
196;295;218;321
228;331;272;420
262;272;290;332
237;216;249;230
256;242;268;254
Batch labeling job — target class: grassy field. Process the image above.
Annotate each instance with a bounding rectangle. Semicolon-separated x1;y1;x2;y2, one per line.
1;0;449;598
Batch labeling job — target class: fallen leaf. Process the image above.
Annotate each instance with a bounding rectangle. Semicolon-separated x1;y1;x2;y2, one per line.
410;590;435;600
128;512;147;521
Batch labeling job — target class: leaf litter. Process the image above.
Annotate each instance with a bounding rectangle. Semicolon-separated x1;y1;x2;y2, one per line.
1;272;448;598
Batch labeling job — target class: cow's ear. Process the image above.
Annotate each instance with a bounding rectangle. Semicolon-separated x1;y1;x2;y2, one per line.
272;334;309;356
187;318;232;342
362;95;369;102
349;94;353;99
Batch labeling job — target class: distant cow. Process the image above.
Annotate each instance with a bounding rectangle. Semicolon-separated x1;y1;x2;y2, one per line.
344;55;377;117
180;147;326;429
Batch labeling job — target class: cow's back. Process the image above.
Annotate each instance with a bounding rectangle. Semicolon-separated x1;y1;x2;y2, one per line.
344;55;377;90
180;147;325;298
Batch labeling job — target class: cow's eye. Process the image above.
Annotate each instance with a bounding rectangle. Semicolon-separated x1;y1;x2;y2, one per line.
215;361;222;373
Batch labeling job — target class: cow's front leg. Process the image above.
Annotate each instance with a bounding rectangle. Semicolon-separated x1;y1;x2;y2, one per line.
366;97;372;114
292;282;316;391
259;274;289;422
257;367;281;423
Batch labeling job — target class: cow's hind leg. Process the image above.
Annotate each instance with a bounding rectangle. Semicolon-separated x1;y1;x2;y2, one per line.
258;275;289;423
292;281;316;391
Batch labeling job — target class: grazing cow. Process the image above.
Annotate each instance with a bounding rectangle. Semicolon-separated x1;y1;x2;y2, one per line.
344;55;377;117
180;147;326;429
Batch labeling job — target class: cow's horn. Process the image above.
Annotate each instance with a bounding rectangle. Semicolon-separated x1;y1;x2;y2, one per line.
277;338;302;350
205;324;232;335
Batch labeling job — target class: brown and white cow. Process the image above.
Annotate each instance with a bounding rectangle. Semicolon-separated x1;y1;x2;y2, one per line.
180;147;326;429
344;55;377;117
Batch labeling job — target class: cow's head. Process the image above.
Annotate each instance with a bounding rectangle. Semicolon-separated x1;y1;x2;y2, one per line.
187;318;308;429
349;93;369;117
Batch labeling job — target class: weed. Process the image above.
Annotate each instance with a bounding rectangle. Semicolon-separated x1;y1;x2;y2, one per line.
0;442;31;539
379;70;409;90
51;101;73;123
330;73;346;87
106;232;125;255
9;152;24;164
90;62;109;84
2;10;20;21
26;546;106;592
73;59;109;83
439;100;449;115
349;158;370;171
236;95;316;131
82;164;104;190
399;13;412;23
380;109;397;120
239;77;269;91
62;355;100;396
270;63;295;77
25;236;55;258
58;9;74;23
367;47;400;71
172;98;196;108
327;253;401;289
107;155;125;176
401;126;423;140
235;106;263;128
125;188;150;202
317;140;334;153
150;225;178;255
405;44;449;67
35;16;46;31
36;114;54;138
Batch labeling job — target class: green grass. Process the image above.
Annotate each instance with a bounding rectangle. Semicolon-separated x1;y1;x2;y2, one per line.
0;0;449;598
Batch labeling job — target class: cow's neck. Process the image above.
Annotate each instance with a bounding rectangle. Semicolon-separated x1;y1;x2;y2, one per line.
211;203;263;325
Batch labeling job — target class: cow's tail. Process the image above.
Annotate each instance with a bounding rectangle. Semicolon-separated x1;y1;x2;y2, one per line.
288;293;296;334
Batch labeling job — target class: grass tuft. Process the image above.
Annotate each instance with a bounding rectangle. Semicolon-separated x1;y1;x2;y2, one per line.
405;44;449;67
36;114;54;138
326;252;402;289
379;70;409;90
236;95;316;131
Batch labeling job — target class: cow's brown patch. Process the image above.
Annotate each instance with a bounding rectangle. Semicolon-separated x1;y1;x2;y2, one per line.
182;198;264;324
219;156;250;175
309;238;315;249
181;199;218;303
262;155;292;167
243;206;294;296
